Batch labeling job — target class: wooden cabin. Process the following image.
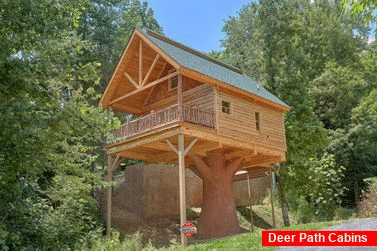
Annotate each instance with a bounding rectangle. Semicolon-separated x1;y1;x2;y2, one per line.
101;28;289;166
100;28;289;241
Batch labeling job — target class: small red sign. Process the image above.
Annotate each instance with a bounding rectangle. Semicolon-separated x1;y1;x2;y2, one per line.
262;230;377;246
180;222;197;238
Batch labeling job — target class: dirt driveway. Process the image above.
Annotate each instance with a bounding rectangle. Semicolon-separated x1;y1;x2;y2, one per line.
275;218;377;251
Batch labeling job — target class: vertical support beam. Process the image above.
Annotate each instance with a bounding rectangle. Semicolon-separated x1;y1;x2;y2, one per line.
247;172;254;232
178;74;183;121
178;134;187;246
139;39;143;85
269;167;276;227
106;154;113;236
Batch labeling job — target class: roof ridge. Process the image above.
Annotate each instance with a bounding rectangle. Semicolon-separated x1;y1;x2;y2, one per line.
141;28;243;75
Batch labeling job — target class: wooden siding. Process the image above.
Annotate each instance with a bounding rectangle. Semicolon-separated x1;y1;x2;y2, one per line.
182;84;215;112
216;91;286;151
144;80;214;114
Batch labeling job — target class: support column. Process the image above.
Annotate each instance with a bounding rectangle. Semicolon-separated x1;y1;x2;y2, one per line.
247;171;254;232
166;135;197;246
178;74;183;121
106;155;122;237
269;167;276;228
178;134;186;246
106;155;113;237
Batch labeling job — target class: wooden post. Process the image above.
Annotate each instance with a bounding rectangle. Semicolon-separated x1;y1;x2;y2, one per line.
269;167;276;227
106;154;113;237
247;171;254;232
178;133;187;246
178;74;183;121
165;135;197;245
139;39;142;85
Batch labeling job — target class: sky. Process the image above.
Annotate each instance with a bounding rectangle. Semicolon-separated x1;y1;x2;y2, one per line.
147;1;376;53
147;0;252;53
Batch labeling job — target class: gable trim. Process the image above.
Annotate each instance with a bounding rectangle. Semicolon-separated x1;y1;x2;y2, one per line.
135;29;181;70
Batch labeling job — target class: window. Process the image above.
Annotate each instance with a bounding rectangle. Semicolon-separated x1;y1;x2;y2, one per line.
168;69;178;91
255;112;260;130
222;100;231;114
168;76;178;91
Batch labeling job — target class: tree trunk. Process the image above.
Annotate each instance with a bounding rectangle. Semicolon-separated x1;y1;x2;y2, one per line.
191;150;242;239
276;173;290;226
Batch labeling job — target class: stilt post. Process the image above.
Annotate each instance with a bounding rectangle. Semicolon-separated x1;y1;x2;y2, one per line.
247;171;254;232
269;167;276;227
106;154;113;236
178;133;187;246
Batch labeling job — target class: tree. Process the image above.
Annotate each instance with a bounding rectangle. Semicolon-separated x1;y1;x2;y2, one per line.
191;151;243;239
332;88;377;205
341;0;377;23
77;0;163;92
310;61;367;130
0;0;164;248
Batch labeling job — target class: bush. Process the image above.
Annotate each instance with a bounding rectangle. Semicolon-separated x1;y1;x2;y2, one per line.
358;178;377;218
333;207;356;220
91;230;157;251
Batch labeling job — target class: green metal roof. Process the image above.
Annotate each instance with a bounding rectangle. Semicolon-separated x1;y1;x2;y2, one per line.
140;29;289;108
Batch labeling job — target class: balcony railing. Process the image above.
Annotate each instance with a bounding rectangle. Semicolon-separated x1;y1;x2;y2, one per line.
108;105;215;144
182;105;215;128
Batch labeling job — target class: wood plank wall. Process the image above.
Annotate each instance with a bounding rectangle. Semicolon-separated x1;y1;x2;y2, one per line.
182;84;215;112
144;83;215;113
216;91;286;151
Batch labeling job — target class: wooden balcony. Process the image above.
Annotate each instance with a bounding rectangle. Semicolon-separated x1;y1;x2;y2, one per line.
108;105;215;144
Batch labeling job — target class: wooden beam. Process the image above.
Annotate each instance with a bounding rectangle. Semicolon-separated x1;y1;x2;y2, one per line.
118;151;149;160
135;29;181;70
180;124;285;157
111;155;120;172
139;39;142;85
109;71;179;106
270;166;276;228
242;156;284;168
247;172;254;232
178;134;187;246
110;103;142;115
143;141;171;151
100;31;138;107
124;71;139;89
143;61;168;107
106;155;113;237
165;139;178;154
184;137;198;155
178;74;183;121
226;149;257;160
107;127;181;154
142;54;160;87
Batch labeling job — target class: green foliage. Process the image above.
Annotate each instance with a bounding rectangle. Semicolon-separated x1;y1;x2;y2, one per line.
77;0;163;92
331;88;377;205
91;231;157;251
286;153;345;221
310;61;367;129
341;0;377;24
0;0;161;249
358;177;377;218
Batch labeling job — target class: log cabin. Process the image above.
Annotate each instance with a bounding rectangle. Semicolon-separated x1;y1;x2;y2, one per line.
100;28;290;243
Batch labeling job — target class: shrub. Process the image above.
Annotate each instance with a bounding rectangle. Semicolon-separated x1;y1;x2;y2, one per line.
358;178;377;218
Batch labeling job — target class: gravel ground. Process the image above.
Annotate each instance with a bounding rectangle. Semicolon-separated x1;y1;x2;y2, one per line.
275;218;377;251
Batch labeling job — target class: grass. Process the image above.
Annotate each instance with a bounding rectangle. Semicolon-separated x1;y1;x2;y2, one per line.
183;220;341;251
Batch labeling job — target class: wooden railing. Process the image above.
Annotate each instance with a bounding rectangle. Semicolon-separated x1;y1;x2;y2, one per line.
108;105;215;144
182;106;216;128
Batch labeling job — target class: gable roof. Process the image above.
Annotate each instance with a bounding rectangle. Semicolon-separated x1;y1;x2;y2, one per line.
139;28;289;109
